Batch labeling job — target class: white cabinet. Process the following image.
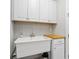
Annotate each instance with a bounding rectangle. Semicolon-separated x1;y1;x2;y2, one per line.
52;39;64;59
13;0;28;19
40;0;49;20
13;0;56;23
48;0;56;21
13;0;40;21
28;0;40;20
15;40;51;58
40;0;56;21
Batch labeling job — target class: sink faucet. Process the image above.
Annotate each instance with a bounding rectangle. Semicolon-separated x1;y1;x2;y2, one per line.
30;32;35;37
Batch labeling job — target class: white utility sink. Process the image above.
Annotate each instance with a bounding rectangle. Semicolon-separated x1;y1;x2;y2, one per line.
15;36;51;58
15;36;51;44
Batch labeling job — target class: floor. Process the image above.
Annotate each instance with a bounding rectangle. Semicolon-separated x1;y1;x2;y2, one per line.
13;54;48;59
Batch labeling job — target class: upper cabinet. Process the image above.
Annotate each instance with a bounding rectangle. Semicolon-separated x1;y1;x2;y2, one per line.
13;0;28;19
12;0;56;24
40;0;49;20
48;0;56;21
28;0;40;20
40;0;56;21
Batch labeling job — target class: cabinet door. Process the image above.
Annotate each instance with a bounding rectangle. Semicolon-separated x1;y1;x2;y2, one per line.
53;43;64;59
40;0;49;20
52;39;64;59
16;40;50;58
28;0;40;20
14;0;27;19
48;0;56;21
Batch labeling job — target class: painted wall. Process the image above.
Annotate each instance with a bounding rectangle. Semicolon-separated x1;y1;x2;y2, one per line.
14;22;53;39
54;0;66;35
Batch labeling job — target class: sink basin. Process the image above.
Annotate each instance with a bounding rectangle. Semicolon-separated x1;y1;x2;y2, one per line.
15;36;51;44
15;36;51;58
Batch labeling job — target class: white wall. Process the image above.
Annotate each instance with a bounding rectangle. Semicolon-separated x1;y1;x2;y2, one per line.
14;22;54;39
54;0;66;35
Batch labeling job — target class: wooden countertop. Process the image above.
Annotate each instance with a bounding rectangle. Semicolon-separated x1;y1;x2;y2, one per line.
44;34;64;39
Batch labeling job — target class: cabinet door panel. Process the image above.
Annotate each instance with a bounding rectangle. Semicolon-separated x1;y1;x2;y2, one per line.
40;0;49;20
53;44;64;59
28;0;39;20
14;0;27;19
48;0;56;20
16;40;50;58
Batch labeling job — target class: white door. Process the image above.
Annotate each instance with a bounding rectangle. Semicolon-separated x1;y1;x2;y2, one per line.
40;0;49;21
53;43;64;59
14;0;28;19
52;39;64;59
28;0;40;20
48;0;56;21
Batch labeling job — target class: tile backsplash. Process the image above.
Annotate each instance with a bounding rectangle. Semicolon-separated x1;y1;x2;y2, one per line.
14;22;53;39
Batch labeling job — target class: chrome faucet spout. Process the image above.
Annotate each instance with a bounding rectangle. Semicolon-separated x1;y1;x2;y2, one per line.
30;33;35;37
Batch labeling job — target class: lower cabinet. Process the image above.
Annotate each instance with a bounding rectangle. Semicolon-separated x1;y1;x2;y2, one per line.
16;40;51;58
51;39;64;59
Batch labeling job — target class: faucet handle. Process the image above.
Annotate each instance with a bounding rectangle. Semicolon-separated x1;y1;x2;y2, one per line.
30;32;35;37
19;33;23;38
